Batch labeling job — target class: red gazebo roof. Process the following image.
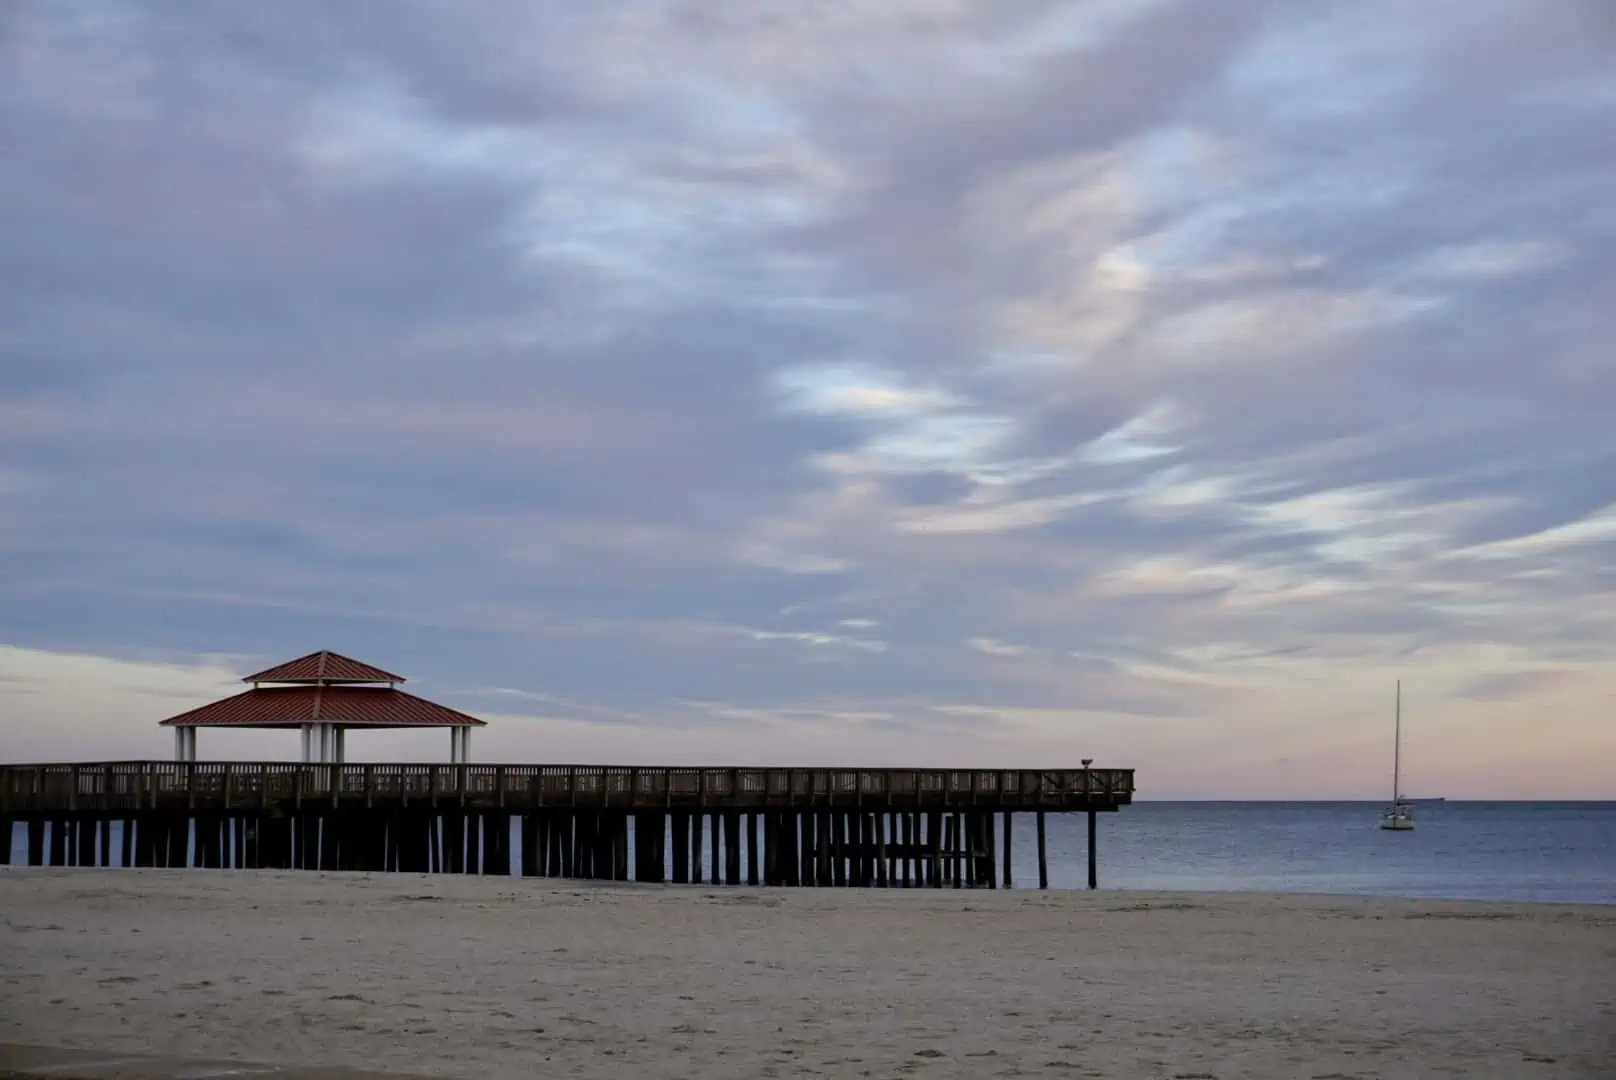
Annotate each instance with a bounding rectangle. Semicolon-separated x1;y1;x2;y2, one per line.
243;650;406;685
159;686;485;729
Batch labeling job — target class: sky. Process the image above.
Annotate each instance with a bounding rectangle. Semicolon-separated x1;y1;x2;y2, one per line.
1;1;1613;798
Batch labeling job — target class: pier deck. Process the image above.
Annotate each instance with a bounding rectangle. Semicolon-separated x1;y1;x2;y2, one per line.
1;762;1134;889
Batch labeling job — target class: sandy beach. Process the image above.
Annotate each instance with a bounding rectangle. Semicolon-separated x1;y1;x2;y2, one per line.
0;870;1611;1079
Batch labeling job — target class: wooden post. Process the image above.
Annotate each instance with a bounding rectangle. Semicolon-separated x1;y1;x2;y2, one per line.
485;813;512;876
631;814;649;882
575;812;594;878
976;814;988;892
816;811;832;886
833;812;849;887
521;813;540;877
691;811;704;884
48;818;68;867
442;812;465;874
1037;811;1048;889
465;811;483;875
860;813;874;886
798;812;813;887
723;812;741;885
1002;812;1013;888
548;813;566;877
927;811;943;887
649;813;667;883
263;814;292;870
783;811;801;887
897;814;908;887
746;813;760;886
319;813;339;871
120;818;135;868
759;812;774;886
382;816;397;872
132;818;153;868
298;814;320;870
199;816;222;869
875;814;889;887
1087;809;1097;889
943;814;956;892
168;815;191;868
671;812;690;884
712;812;725;884
394;812;426;873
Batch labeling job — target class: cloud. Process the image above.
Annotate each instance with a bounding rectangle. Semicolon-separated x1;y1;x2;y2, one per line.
1;1;1614;796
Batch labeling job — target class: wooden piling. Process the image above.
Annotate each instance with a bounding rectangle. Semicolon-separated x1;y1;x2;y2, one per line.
819;812;832;886
520;813;540;877
80;818;99;868
1002;812;1013;888
799;812;816;887
1037;811;1048;889
983;812;997;889
691;810;705;883
670;812;690;883
762;812;778;886
548;813;567;876
166;815;190;868
874;814;888;887
724;811;741;885
441;812;465;874
198;816;222;869
485;813;512;875
318;813;339;871
1087;809;1098;890
466;811;484;874
926;811;942;887
943;814;956;892
746;813;760;886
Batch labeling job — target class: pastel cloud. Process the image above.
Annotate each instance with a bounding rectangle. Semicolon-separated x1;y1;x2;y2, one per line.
1;1;1613;798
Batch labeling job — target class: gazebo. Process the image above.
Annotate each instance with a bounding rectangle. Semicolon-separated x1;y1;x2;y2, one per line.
159;650;486;764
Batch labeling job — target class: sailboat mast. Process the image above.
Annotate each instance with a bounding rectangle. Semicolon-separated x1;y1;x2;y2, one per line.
1392;680;1402;804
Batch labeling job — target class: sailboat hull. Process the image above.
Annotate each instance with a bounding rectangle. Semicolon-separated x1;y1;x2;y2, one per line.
1379;815;1415;831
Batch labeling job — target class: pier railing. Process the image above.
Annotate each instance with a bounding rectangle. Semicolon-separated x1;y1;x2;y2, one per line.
0;762;1133;814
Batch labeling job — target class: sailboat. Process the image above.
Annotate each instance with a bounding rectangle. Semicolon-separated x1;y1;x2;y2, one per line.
1380;680;1415;831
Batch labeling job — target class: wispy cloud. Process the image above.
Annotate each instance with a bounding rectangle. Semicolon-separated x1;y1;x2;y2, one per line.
2;1;1614;796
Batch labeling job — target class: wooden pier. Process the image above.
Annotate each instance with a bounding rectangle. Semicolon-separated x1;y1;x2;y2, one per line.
0;762;1134;888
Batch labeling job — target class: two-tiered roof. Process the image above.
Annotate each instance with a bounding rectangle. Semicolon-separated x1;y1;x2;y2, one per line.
159;650;484;763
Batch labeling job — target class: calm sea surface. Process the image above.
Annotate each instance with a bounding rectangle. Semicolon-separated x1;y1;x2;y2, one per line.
1060;801;1616;904
8;801;1613;904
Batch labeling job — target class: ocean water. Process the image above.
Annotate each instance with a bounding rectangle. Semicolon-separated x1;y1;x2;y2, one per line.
1068;801;1616;904
7;802;1613;904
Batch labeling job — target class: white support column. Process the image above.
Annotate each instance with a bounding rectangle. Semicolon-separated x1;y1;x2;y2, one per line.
186;727;198;762
317;724;331;764
300;725;312;763
448;727;460;764
459;727;471;763
332;727;345;766
174;727;187;762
